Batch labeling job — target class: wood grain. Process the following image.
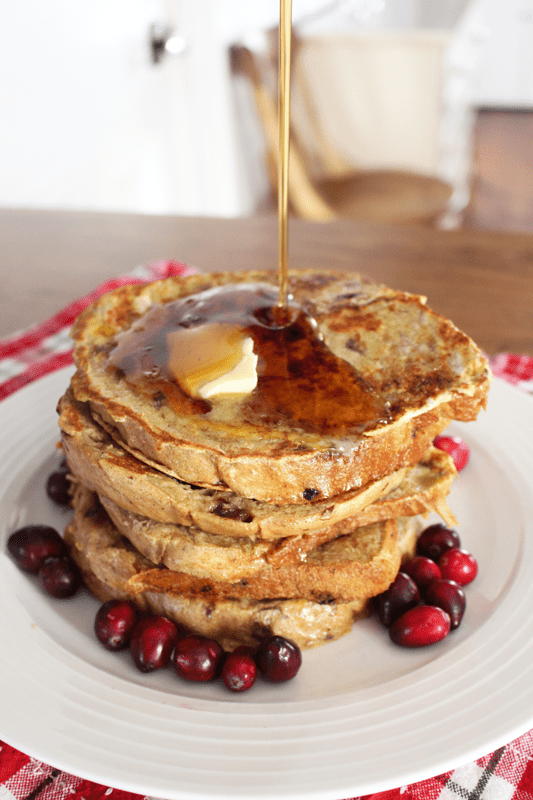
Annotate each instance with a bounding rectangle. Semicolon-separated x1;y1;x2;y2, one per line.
1;207;533;355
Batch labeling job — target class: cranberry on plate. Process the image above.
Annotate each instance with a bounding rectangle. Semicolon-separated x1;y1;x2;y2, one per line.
222;646;257;692
373;572;420;627
389;605;451;648
173;634;224;682
7;524;66;573
438;548;478;586
402;556;442;589
255;635;302;683
416;524;461;562
130;615;179;673
425;579;466;630
433;435;470;472
46;469;71;507
38;555;81;599
95;600;139;651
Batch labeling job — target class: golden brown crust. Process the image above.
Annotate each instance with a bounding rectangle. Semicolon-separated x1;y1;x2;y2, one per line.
67;480;404;602
58;387;406;536
68;270;490;504
59;390;455;539
82;447;455;580
77;395;461;506
124;518;400;604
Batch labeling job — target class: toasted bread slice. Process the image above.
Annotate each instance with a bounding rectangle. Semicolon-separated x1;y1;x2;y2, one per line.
64;488;369;650
90;447;454;581
58;388;407;538
69;270;490;504
333;447;458;531
69;478;401;602
125;522;401;604
59;389;455;541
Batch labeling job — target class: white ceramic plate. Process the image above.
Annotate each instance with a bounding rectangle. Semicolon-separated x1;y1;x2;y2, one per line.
1;367;533;800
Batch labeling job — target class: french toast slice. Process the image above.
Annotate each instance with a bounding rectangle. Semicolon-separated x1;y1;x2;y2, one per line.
64;487;367;650
65;485;420;650
123;517;404;604
68;270;490;504
59;389;456;539
91;447;454;580
69;479;401;603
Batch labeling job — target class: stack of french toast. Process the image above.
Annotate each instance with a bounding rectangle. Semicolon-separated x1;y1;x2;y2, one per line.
57;270;490;650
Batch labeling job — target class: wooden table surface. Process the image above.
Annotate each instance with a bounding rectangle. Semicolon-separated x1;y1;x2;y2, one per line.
1;207;533;356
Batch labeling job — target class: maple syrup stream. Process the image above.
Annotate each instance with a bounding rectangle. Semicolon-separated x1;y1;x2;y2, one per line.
277;0;292;318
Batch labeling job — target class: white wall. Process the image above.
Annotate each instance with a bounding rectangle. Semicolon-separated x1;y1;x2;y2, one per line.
473;0;533;107
0;0;528;218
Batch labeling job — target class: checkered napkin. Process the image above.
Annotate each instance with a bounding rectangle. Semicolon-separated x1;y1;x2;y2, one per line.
1;263;533;800
0;260;195;402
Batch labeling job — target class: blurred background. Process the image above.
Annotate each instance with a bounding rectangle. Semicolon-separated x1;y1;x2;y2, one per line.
1;0;532;231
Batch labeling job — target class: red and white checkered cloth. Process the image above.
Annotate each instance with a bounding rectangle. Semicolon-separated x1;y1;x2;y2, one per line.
1;262;533;800
0;260;195;402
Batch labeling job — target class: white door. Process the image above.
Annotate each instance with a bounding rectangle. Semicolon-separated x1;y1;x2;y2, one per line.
0;0;252;216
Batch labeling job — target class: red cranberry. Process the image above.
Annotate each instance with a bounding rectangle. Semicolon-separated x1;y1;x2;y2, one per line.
222;646;257;692
417;524;461;561
95;600;139;650
7;525;66;573
38;555;81;598
425;579;466;629
439;548;478;586
389;605;451;648
373;572;420;627
255;635;302;683
130;615;179;673
173;634;224;682
402;556;442;589
433;435;470;471
46;470;71;507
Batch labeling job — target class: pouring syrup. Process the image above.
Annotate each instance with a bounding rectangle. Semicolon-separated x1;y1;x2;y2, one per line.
277;0;292;317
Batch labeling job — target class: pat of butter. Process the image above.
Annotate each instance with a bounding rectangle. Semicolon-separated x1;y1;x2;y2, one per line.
198;335;258;398
167;324;258;398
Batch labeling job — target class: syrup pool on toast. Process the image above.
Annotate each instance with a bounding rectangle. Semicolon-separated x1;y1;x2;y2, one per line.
106;282;391;436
